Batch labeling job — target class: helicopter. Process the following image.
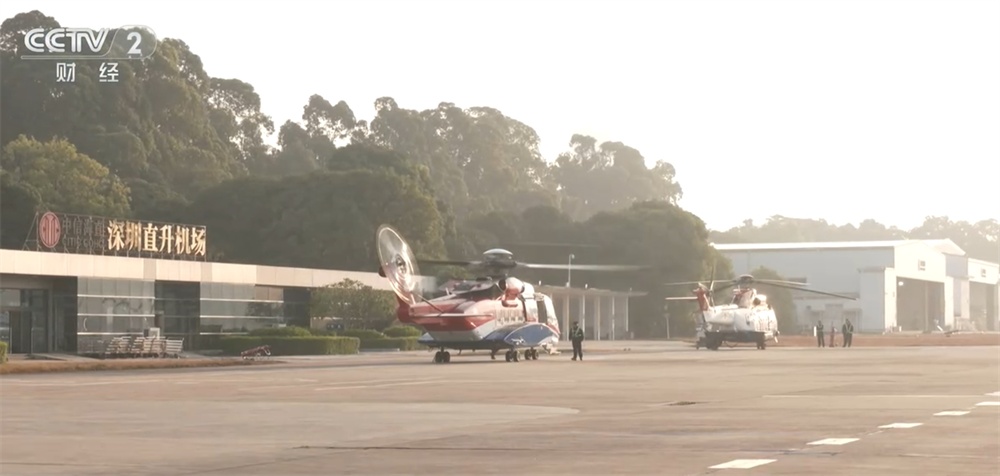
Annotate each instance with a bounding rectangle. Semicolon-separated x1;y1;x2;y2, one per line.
375;224;644;363
665;273;857;350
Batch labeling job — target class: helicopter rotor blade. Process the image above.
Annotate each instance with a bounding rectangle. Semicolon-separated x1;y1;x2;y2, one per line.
709;259;717;292
418;259;483;267
519;262;648;271
754;278;809;286
759;281;858;300
662;280;708;286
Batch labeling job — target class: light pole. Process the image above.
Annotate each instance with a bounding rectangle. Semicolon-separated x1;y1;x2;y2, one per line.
566;254;575;287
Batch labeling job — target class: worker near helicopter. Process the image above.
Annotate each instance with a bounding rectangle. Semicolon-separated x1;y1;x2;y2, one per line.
815;320;825;347
842;319;854;347
570;321;585;360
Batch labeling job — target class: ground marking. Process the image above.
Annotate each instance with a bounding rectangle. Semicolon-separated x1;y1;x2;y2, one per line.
975;401;1000;407
807;438;859;446
879;423;923;429
933;411;969;416
709;459;777;469
987;391;1000;397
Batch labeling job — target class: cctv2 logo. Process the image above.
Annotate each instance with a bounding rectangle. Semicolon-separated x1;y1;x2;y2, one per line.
21;26;158;60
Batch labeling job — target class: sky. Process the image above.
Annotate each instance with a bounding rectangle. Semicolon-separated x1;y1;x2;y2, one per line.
3;0;999;232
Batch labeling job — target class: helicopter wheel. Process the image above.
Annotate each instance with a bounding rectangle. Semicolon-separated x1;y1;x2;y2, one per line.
504;350;512;362
433;351;451;363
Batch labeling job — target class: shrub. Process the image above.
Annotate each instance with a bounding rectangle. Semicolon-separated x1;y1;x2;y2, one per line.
0;341;7;364
361;337;425;351
338;329;387;341
308;328;337;336
218;336;360;356
382;325;423;338
248;326;313;337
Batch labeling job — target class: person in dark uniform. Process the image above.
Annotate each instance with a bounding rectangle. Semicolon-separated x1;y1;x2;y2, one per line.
816;321;825;347
570;321;585;361
842;319;854;347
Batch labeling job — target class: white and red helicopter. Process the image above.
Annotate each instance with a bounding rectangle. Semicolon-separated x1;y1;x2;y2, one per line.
375;225;643;363
666;273;857;350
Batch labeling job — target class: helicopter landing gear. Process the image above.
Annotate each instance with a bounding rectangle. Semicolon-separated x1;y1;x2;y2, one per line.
704;334;721;350
490;349;497;360
525;348;539;360
755;334;767;350
504;349;520;362
433;350;451;363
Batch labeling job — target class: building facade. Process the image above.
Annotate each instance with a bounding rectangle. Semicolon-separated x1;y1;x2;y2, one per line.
0;248;402;354
713;240;999;333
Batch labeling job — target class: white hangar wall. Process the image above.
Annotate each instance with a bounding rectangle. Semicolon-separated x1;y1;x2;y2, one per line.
713;241;956;333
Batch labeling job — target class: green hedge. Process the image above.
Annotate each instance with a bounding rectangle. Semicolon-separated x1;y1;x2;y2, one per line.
382;325;423;338
218;336;359;356
338;329;387;341
361;337;425;351
0;341;7;364
248;326;314;337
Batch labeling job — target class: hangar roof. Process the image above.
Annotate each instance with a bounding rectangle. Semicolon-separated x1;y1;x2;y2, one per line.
711;238;966;256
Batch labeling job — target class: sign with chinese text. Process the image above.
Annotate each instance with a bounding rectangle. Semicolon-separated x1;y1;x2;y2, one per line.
27;212;208;261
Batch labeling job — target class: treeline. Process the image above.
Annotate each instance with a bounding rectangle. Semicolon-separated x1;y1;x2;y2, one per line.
1;11;996;338
711;216;998;262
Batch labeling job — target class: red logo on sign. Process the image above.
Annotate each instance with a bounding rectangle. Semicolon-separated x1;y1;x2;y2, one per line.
38;212;62;248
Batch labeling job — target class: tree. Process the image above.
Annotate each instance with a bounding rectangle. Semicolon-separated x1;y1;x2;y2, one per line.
711;215;999;261
183;157;447;270
552;134;683;221
0;135;131;217
0;171;42;248
309;278;397;330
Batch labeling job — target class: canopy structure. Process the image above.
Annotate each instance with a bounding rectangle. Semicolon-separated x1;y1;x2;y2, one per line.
535;285;647;341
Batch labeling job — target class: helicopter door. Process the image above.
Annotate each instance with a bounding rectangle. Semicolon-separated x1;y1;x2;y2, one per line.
533;298;546;324
521;296;533;322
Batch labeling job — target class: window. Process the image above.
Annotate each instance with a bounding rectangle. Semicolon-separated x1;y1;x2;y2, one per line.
917;260;926;271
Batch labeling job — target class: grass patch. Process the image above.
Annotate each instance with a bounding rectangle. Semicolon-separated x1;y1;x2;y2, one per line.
0;358;277;375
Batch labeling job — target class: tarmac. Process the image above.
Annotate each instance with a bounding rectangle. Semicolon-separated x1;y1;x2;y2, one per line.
1;341;998;475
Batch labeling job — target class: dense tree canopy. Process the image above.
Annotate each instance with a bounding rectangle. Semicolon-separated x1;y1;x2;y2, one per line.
1;10;996;338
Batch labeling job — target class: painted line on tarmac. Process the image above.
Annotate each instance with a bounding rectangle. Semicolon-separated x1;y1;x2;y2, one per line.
709;390;995;471
986;391;1000;397
878;423;923;429
807;438;860;446
709;459;776;469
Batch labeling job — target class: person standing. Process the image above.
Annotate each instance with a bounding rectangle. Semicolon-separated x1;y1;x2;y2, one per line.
570;321;585;361
842;319;854;347
816;321;825;347
829;324;837;347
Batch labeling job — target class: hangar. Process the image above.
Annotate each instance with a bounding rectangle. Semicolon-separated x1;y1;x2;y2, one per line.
713;240;999;333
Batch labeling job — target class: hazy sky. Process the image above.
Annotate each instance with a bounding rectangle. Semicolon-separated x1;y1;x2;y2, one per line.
4;0;999;231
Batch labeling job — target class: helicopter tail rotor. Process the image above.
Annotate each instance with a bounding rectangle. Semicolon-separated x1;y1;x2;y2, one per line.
375;225;423;306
